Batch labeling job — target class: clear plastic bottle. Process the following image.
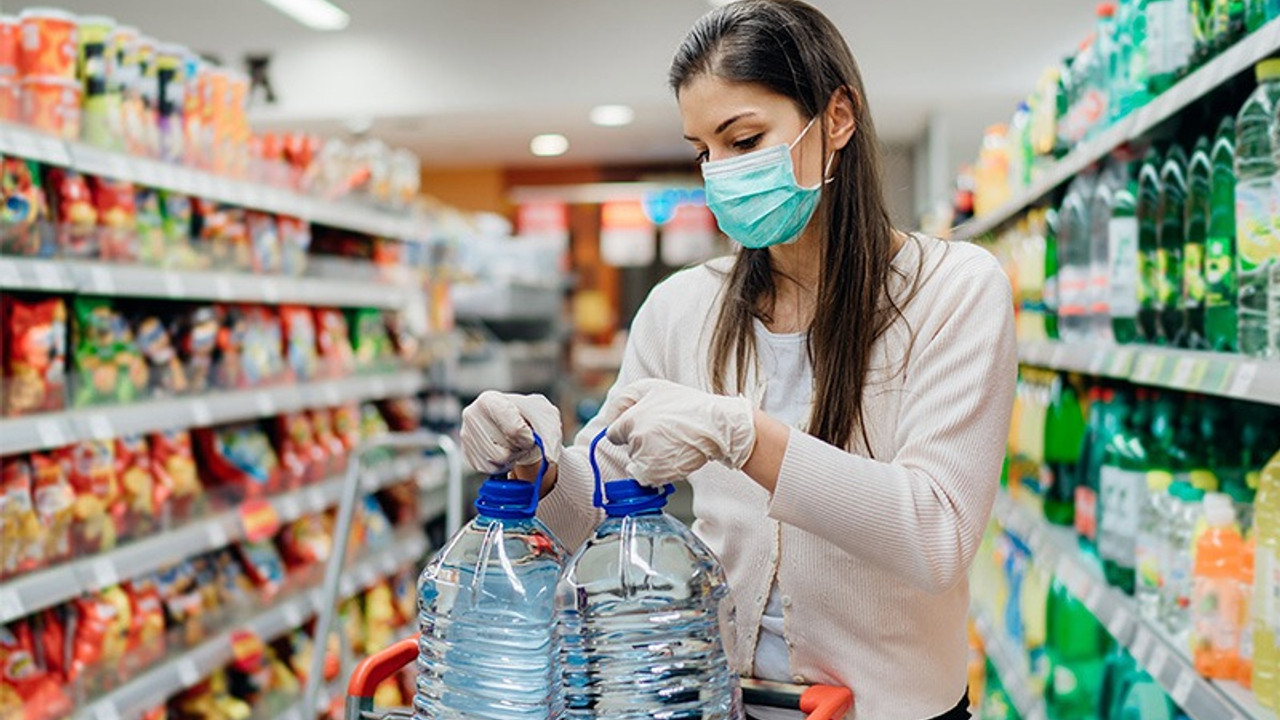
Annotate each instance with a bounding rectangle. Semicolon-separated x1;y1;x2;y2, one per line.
415;449;568;720
1252;448;1280;706
1090;162;1120;341
557;431;742;720
1061;172;1098;342
1235;59;1280;357
1135;472;1174;621
1161;481;1206;641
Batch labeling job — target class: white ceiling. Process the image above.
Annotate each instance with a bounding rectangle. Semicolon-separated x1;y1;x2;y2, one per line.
47;0;1097;176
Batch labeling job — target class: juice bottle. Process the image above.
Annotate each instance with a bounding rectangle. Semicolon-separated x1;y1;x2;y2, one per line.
1138;148;1163;343
1157;145;1189;345
1240;531;1256;688
1190;492;1247;679
1099;389;1151;593
1046;375;1087;525
1206;116;1238;352
1251;447;1280;706
1111;160;1141;343
1234;59;1280;358
1184;136;1212;349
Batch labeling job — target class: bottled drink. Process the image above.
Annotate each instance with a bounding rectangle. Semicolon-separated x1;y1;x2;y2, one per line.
1157;145;1189;345
1161;481;1206;639
1193;0;1216;66
1246;0;1280;31
1138;148;1163;342
1045;375;1086;525
1206;116;1238;351
415;458;567;720
1190;493;1248;680
1099;389;1150;593
1090;164;1120;341
1110;164;1141;343
1234;59;1280;357
558;431;742;720
1145;0;1194;94
1184;136;1212;349
1045;553;1111;720
1077;387;1125;549
1252;448;1280;706
1211;0;1246;53
1060;173;1098;342
1046;207;1063;340
1135;471;1174;620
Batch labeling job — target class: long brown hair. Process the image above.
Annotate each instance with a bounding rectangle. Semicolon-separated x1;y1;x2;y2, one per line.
670;0;914;449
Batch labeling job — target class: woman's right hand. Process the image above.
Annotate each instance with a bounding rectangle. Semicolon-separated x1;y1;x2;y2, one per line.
460;391;562;477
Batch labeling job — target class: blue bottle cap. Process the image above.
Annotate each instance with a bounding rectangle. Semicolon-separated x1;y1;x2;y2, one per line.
473;433;547;519
590;428;675;518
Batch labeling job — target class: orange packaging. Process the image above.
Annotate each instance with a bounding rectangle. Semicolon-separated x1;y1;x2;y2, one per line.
20;75;79;139
0;16;19;77
17;8;77;80
0;76;17;122
205;68;230;174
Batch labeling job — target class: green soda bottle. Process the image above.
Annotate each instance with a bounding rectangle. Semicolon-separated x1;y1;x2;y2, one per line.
1206;116;1238;352
1145;0;1194;95
1046;554;1113;720
1099;388;1151;594
1046;207;1062;340
1045;375;1087;525
1212;0;1246;50
1111;166;1141;343
1193;0;1216;66
1138;148;1163;342
1184;136;1212;349
1157;145;1189;345
1246;0;1273;31
1234;60;1280;357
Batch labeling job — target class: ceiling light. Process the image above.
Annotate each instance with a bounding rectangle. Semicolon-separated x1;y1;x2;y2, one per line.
590;104;635;127
707;0;738;6
260;0;350;31
530;134;569;157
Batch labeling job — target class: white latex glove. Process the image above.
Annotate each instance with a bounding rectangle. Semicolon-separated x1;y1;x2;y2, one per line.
600;378;756;485
460;391;562;475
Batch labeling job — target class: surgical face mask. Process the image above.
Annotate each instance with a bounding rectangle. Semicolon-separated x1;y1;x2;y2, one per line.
701;117;831;250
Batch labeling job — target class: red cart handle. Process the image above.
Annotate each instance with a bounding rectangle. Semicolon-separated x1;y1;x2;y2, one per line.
801;685;854;720
348;634;419;699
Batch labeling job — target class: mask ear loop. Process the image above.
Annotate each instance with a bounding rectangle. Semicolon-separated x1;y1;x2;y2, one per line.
823;151;837;185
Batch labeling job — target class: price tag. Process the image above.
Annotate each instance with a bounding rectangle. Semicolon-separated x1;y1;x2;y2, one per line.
214;275;234;300
36;418;66;447
91;558;119;588
177;658;202;688
1169;357;1196;389
1131;627;1153;663
1088;350;1109;375
1228;362;1259;398
282;601;304;628
86;414;114;441
162;273;185;298
33;262;62;289
206;521;230;548
36;135;68;165
277;494;302;521
1146;644;1169;679
0;587;24;621
0;259;20;288
1105;607;1131;639
191;399;213;426
262;279;281;304
1170;669;1196;706
255;392;277;416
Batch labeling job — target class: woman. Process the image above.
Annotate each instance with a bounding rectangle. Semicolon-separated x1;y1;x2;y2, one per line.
461;1;1016;718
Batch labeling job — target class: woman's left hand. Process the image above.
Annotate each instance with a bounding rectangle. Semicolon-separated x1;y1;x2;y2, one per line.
599;378;757;485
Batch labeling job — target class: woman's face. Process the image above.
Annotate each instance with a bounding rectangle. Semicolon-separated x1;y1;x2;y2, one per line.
679;74;828;188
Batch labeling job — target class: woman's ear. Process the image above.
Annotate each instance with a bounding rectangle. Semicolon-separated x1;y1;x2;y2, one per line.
825;86;857;152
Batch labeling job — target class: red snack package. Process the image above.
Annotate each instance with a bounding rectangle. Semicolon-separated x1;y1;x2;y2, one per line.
98;585;134;671
67;440;121;553
88;177;138;262
278;514;332;571
115;435;159;537
274;412;322;489
1;457;42;578
332;404;361;453
126;577;166;666
310;409;342;478
149;429;201;520
1;618;72;720
69;594;112;681
33;608;68;683
314;308;354;378
3;296;67;416
193;424;281;501
45;167;98;258
30;451;73;566
378;397;422;433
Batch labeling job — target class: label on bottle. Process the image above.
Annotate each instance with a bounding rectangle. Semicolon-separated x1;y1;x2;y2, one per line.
1205;233;1236;307
1059;265;1088;316
1134;523;1165;597
1075;485;1098;542
1155;247;1178;307
1184;242;1207;308
1098;465;1146;565
1138;249;1157;308
1260;545;1277;629
1110;216;1140;318
1235;176;1279;275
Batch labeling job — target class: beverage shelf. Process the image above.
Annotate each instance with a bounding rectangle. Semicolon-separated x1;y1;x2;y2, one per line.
0;124;426;243
970;608;1048;720
73;532;429;720
0;257;421;310
0;369;426;456
993;491;1270;720
1017;340;1280;406
0;455;443;626
952;17;1280;243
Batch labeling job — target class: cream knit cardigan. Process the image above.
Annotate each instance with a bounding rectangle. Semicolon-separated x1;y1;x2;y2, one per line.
540;234;1017;720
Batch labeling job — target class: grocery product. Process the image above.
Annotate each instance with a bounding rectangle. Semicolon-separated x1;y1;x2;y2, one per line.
158;189;197;269
310;408;345;477
1206;115;1238;351
277;215;311;276
1161;481;1206;638
275;412;320;489
115;434;157;536
1191;492;1249;679
174;304;217;393
1109;159;1141;343
0;158;48;257
19;76;79;140
68;439;119;554
1045;375;1086;525
77;14;118;149
281;305;318;382
154;43;185;164
133;187;166;265
1157;145;1189;345
30;450;73;566
316;308;355;377
1089;162;1122;341
1058;172;1096;341
71;297;146;406
1146;0;1194;95
1;456;41;578
133;312;189;397
18;9;76;79
1253;447;1280;704
1045;557;1112;720
1234;59;1280;357
1137;148;1162;342
350;307;394;370
246;210;282;274
2;295;67;415
1183;136;1212;349
46;167;96;258
148;429;199;519
1045;207;1062;339
1136;471;1174;621
1098;389;1149;592
236;539;286;600
194;423;281;500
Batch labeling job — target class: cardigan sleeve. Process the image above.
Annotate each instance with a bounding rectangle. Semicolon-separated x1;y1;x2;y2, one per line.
766;258;1016;595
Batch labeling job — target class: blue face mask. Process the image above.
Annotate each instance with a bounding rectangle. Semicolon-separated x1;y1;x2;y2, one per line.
701;118;830;250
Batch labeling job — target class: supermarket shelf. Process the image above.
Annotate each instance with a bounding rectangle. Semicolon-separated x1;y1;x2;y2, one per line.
0;257;419;309
455;344;560;397
994;492;1268;720
0;454;442;626
452;282;562;322
1018;340;1280;406
75;531;429;720
272;620;418;720
0;369;427;456
952;17;1280;242
0;124;427;243
971;609;1048;720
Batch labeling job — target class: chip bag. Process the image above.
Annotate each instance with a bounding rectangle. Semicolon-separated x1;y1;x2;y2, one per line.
175;305;219;393
280;305;318;383
30;451;73;566
3;295;67;415
89;176;138;262
0;157;49;257
67;440;120;553
149;429;201;520
134;186;166;265
46;167;97;258
115;435;159;537
314;308;354;378
1;457;41;577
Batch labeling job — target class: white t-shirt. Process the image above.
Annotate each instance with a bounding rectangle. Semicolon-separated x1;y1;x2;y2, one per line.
749;320;813;720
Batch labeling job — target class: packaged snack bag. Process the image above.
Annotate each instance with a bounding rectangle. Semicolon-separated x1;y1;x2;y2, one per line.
359;403;390;441
310;409;343;477
1;618;72;720
314;308;354;378
34;607;68;683
126;576;166;666
280;305;318;383
236;538;286;600
154;560;205;646
279;514;332;571
69;593;113;681
212;547;256;612
246;210;281;274
30;450;73;565
360;495;394;550
215;305;248;390
240;306;286;387
134;313;189;398
133;186;165;265
277;216;310;277
114;435;158;536
88;176;136;262
3;296;66;415
1;457;41;577
175;305;218;393
45;168;97;258
148;429;199;519
98;585;133;669
274;412;320;490
0;158;49;257
72;297;145;406
67;440;120;553
158;189;197;270
349;308;393;371
378;397;421;432
194;424;280;500
333;404;361;452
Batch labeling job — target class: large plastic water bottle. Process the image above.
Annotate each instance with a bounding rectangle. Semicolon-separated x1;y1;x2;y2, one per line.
557;430;743;720
415;438;568;720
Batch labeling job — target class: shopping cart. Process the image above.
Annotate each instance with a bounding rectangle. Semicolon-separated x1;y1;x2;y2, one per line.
306;431;854;720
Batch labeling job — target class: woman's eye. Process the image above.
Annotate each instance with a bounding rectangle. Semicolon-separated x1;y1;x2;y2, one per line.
733;134;763;151
694;149;709;164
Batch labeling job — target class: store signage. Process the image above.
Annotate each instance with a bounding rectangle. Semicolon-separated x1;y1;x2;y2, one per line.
516;201;569;243
600;201;656;267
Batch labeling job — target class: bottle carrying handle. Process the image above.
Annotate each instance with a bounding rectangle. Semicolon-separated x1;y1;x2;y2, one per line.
589;426;674;509
487;430;548;516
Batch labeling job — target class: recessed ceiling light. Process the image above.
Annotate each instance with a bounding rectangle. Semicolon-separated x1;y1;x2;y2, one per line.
590;104;635;127
707;0;738;6
259;0;350;31
530;134;569;157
